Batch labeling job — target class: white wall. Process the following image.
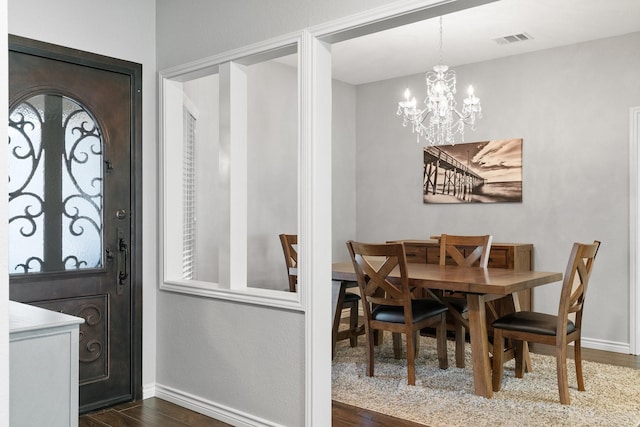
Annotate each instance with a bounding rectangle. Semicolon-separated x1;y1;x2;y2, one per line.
0;0;8;423
356;32;640;348
8;0;158;396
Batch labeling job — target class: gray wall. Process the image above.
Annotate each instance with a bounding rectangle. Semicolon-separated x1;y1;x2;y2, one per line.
246;60;299;290
155;1;369;425
332;80;358;262
356;32;640;345
245;62;358;289
155;0;396;70
155;293;305;424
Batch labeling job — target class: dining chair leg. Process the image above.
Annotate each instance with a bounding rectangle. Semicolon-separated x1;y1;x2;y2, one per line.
373;330;383;346
366;328;375;378
436;314;448;370
406;329;416;386
349;301;359;347
390;332;421;360
556;344;570;405
392;332;403;359
332;282;347;360
331;334;337;360
514;340;525;378
575;338;585;391
492;329;504;392
454;321;465;368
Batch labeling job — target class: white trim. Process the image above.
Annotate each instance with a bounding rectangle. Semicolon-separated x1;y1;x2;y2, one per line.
141;383;156;400
582;337;631;355
155;383;283;427
630;106;640;355
160;34;300;81
159;281;301;311
157;34;304;312
0;2;8;423
307;0;498;42
301;31;333;427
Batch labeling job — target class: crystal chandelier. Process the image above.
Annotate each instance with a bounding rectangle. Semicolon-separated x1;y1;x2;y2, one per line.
397;16;482;145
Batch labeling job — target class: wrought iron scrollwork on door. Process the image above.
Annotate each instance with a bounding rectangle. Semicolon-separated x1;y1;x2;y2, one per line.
8;94;104;274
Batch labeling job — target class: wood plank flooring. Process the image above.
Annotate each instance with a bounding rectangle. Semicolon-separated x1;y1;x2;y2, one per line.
80;346;639;427
79;398;232;427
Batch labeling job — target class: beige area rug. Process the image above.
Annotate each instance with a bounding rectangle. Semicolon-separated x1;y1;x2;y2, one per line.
332;336;640;426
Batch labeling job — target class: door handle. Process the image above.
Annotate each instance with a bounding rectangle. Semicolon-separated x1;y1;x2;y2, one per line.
118;238;129;287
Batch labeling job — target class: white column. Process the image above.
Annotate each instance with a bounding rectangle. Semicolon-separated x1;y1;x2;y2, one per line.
219;62;248;290
301;30;332;426
0;1;9;423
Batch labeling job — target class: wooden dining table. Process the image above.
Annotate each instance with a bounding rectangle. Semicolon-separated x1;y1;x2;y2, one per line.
330;261;562;398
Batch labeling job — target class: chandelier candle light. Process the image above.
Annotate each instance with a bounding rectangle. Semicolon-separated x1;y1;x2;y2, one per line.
397;16;482;146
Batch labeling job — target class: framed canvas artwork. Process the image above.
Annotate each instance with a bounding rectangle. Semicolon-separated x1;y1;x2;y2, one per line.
423;138;523;204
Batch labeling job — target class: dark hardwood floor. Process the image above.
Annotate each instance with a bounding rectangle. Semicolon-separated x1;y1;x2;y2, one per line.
80;346;639;427
79;398;232;427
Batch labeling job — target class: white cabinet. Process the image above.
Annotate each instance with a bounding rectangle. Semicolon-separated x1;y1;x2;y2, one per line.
10;301;84;427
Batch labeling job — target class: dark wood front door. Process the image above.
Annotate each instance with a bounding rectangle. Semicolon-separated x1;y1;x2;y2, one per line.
7;36;142;413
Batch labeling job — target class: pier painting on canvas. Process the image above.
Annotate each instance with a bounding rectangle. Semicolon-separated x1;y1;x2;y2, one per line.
423;138;523;204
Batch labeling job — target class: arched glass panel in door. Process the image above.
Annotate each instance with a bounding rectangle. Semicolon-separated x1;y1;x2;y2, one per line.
8;94;103;274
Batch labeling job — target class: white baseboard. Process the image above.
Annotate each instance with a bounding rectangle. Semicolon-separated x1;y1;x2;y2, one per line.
582;337;631;355
142;383;156;400
153;383;284;427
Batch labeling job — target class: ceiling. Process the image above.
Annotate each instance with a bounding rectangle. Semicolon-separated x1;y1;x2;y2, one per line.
330;0;640;85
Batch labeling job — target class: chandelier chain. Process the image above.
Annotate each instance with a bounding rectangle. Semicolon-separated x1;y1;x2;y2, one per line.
439;16;443;65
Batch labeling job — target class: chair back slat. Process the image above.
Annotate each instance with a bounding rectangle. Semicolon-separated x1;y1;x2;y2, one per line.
439;234;493;268
347;241;412;311
557;241;600;332
279;233;298;292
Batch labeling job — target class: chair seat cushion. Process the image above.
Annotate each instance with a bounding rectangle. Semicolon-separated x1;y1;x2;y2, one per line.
442;296;468;313
492;311;576;336
343;291;360;303
372;299;447;324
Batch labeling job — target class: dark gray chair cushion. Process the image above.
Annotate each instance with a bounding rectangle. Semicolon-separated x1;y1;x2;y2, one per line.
344;291;360;302
372;300;447;324
492;311;576;336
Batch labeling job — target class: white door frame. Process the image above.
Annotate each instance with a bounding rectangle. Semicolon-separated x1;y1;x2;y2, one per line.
630;106;640;355
0;0;9;422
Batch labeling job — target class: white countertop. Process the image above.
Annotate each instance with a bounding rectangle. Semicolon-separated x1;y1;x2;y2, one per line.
9;301;84;334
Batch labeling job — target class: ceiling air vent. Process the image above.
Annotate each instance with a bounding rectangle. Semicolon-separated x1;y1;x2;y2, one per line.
493;32;533;45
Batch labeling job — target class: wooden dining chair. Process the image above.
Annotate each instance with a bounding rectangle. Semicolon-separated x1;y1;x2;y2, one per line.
279;233;299;293
421;234;493;368
279;234;363;354
346;240;448;385
491;240;600;405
